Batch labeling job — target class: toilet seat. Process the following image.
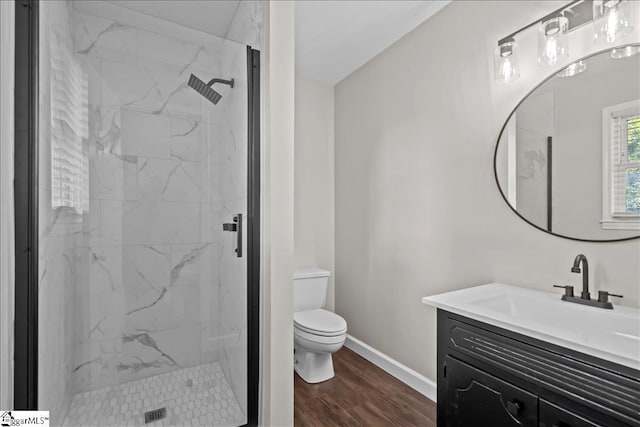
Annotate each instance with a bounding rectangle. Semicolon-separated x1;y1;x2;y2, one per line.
294;327;346;346
294;309;347;337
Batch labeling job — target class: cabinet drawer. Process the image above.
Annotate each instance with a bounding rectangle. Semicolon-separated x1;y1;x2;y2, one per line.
445;355;537;427
442;316;640;426
539;399;601;427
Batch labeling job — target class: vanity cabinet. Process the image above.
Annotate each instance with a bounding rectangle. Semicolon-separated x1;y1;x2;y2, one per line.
437;310;640;427
539;400;601;427
445;355;538;426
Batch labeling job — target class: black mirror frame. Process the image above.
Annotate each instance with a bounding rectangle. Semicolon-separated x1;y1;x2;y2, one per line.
493;45;640;243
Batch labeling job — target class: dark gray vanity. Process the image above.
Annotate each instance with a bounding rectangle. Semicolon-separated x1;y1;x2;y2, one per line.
436;309;640;426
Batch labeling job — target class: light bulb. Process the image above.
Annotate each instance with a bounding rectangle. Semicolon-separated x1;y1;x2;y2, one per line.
546;38;558;64
593;0;633;44
494;38;520;84
538;17;569;66
607;7;620;42
501;59;514;82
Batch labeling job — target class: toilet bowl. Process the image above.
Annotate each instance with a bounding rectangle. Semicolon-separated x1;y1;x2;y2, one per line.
293;268;347;383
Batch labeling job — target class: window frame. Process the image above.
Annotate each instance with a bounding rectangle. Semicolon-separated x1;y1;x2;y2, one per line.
601;99;640;230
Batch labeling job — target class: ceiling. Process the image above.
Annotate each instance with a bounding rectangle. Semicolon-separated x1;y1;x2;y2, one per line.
295;1;450;85
106;0;449;86
106;0;240;39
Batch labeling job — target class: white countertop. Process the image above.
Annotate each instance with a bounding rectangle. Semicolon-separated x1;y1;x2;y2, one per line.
422;283;640;371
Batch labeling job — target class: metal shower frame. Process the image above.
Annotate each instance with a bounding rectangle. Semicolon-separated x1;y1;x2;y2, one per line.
13;3;261;426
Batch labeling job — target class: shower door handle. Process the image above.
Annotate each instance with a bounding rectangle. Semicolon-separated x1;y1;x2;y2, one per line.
222;213;242;257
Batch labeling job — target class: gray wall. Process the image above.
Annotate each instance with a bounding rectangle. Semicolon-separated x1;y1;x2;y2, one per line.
260;2;295;424
294;77;335;310
334;1;640;382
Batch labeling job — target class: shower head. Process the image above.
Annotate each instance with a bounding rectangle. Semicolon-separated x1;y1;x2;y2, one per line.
188;74;235;105
188;74;222;104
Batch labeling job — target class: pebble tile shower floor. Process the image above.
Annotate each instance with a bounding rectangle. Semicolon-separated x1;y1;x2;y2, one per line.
62;362;244;427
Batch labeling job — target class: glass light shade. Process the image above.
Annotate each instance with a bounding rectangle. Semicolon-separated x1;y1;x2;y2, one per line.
593;0;633;44
556;61;587;77
538;16;569;66
611;45;640;58
494;39;520;84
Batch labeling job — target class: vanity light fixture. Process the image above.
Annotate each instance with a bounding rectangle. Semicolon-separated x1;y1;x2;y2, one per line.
494;37;520;83
538;16;569;66
493;0;635;84
556;60;587;77
593;0;633;44
611;45;640;58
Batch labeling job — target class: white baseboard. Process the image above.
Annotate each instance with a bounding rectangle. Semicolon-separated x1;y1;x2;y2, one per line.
344;334;437;403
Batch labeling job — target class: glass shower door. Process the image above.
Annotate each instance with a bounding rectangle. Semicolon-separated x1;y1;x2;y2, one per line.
34;1;256;425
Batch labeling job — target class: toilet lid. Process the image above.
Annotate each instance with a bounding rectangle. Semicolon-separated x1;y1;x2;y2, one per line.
294;309;347;337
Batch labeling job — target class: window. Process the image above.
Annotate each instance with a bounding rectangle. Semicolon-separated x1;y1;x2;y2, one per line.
602;100;640;230
49;18;88;214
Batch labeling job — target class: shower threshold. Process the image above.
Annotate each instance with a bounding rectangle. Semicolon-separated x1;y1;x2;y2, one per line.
62;361;244;427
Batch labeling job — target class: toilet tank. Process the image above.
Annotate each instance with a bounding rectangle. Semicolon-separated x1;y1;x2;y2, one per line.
293;268;331;312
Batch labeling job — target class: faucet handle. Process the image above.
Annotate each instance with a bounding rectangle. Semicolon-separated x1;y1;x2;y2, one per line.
553;284;574;297
598;290;623;304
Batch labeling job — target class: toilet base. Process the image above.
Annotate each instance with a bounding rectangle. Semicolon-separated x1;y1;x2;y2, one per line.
294;346;335;383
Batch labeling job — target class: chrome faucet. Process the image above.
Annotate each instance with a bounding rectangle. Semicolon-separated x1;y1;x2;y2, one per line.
571;254;590;300
552;254;623;309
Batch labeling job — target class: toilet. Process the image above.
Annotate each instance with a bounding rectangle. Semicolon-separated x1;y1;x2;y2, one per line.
293;268;347;383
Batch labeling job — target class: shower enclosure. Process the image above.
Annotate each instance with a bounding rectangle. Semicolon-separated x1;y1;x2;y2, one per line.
14;1;261;426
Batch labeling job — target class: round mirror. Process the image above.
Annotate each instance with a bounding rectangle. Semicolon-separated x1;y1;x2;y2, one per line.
494;46;640;242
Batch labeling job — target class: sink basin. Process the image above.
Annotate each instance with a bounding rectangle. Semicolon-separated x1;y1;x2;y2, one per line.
422;283;640;371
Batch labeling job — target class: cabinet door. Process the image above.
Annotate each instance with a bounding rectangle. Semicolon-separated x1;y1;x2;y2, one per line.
539;399;601;427
445;356;538;427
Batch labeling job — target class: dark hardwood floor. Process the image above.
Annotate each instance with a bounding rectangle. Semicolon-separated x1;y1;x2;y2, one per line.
294;347;437;426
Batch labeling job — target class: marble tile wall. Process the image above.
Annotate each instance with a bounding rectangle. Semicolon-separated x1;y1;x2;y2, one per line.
38;2;82;425
214;5;263;417
68;5;251;413
216;43;249;421
226;0;264;50
36;1;262;423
